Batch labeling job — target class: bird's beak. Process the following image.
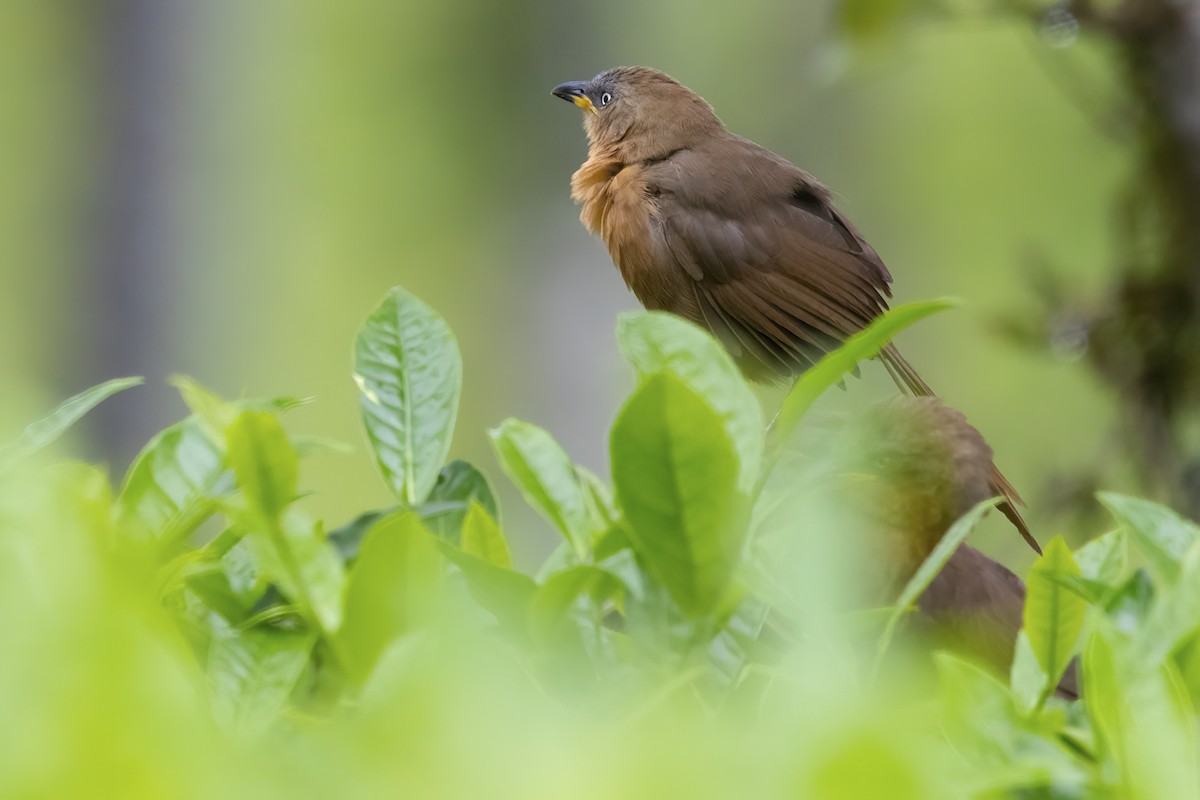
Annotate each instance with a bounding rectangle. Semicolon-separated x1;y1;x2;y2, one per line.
551;81;596;113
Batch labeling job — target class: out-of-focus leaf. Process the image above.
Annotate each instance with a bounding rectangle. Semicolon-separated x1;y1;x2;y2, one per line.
207;626;314;735
1138;548;1200;667
354;286;462;506
1099;493;1199;584
1010;631;1049;717
328;508;395;562
115;418;230;548
1025;537;1086;687
529;565;623;640
1075;529;1128;587
0;377;142;463
460;502;512;569
339;513;444;685
227;412;344;633
617;311;764;494
490;418;591;559
227;412;297;520
765;300;956;473
185;565;253;625
577;465;618;533
1105;569;1156;634
876;498;998;667
611;372;748;617
422;459;499;543
436;540;537;633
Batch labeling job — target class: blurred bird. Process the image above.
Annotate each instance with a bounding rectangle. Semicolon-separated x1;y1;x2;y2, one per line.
839;398;1078;698
552;66;1040;554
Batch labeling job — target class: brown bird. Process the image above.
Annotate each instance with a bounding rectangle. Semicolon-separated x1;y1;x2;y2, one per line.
836;397;1077;697
552;66;1039;554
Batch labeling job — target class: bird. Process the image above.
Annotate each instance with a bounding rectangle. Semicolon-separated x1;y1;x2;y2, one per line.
830;397;1078;697
551;66;1040;555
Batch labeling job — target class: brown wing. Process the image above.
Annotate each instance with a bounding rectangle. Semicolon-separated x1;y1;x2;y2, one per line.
645;137;893;381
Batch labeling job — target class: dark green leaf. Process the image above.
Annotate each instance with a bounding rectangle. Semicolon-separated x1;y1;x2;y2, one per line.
354;286;462;505
611;372;748;617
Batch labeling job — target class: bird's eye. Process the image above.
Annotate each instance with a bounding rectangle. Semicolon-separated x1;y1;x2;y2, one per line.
600;92;613;106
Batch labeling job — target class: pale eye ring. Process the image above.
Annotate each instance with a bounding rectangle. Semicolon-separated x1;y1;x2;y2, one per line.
600;92;613;106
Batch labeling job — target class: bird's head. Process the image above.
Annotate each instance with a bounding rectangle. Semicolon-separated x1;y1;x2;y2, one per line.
551;67;724;161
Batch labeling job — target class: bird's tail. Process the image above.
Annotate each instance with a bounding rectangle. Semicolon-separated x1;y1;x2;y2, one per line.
879;345;1043;555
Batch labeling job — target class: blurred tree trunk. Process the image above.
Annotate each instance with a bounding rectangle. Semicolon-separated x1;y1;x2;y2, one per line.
81;0;187;468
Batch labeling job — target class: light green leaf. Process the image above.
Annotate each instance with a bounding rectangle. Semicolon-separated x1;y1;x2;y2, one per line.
1;377;142;463
1024;536;1087;686
1138;547;1200;668
765;299;956;474
354;286;462;506
207;627;314;735
617;311;764;494
490;418;591;559
876;497;998;668
1075;529;1128;587
227;412;344;633
610;372;748;617
460;502;512;569
115;417;230;548
529;565;623;640
339;513;445;685
1010;631;1049;717
435;540;537;633
1099;492;1199;584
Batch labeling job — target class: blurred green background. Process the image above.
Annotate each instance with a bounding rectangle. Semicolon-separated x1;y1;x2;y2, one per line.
0;1;1125;568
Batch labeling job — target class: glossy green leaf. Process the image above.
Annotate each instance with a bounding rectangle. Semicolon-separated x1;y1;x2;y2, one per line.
0;377;142;463
617;311;763;494
490;418;591;559
115;417;230;548
207;626;314;735
339;513;445;684
354;286;462;505
1024;536;1087;686
876;497;998;667
765;299;956;474
460;502;512;569
1099;493;1199;584
611;372;748;617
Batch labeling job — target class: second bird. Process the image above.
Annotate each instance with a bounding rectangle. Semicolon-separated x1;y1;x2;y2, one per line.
552;66;1040;553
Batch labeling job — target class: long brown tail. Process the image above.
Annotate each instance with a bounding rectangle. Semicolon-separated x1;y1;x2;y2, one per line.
879;345;1042;555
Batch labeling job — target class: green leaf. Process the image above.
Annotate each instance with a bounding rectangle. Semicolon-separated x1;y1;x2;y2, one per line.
422;459;499;543
1099;492;1199;584
1024;536;1086;687
207;626;314;735
1074;529;1128;587
0;377;142;463
577;465;618;533
227;412;344;633
460;502;512;569
354;286;462;506
765;299;956;474
490;418;592;559
875;497;999;668
617;311;764;494
435;540;537;633
1138;547;1200;667
529;565;623;642
610;372;748;617
115;417;230;548
227;412;297;520
1010;631;1049;717
339;513;445;685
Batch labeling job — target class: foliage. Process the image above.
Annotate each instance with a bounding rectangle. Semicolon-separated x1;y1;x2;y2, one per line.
1;286;1199;798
